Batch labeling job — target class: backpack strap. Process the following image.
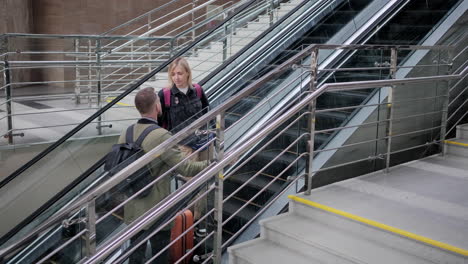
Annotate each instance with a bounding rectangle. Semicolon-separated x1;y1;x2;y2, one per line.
163;88;171;107
125;124;135;144
193;83;202;99
135;124;160;147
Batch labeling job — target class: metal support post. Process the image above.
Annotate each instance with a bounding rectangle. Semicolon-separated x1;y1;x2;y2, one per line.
222;12;228;62
130;42;134;70
74;39;81;104
3;61;13;144
96;40;103;135
87;39;92;105
305;48;318;195
269;0;275;26
148;13;152;31
440;50;454;155
385;48;398;173
169;39;175;58
148;40;152;77
85;199;97;257
191;0;196;41
213;112;225;263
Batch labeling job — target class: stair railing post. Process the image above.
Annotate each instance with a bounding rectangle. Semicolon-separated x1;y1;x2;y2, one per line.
96;39;103;135
170;38;175;58
191;0;196;41
130;41;134;70
148;39;152;77
269;0;275;25
385;48;398;173
74;38;81;104
87;39;92;106
440;49;453;156
222;12;228;62
305;47;318;195
3;60;13;144
84;199;97;257
213;111;225;263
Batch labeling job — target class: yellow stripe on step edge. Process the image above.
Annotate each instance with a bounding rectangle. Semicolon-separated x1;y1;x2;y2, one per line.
288;195;468;256
444;140;468;147
106;97;133;107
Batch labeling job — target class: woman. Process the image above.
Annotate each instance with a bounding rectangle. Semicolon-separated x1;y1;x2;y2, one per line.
157;57;210;160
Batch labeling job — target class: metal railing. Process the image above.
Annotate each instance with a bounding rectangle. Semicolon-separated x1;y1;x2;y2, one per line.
0;0;294;147
1;43;466;263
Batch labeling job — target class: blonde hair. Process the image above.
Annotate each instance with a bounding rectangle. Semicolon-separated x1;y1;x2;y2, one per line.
167;57;193;88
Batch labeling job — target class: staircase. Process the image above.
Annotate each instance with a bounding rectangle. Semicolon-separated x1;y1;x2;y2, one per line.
228;124;468;263
142;0;304;90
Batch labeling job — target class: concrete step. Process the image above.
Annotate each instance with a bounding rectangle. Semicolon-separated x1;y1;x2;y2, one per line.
445;138;468;157
288;188;468;264
228;37;256;46
275;9;290;18
228;238;322;264
235;28;263;38
262;212;437;264
187;58;221;72
456;123;468;139
192;71;210;82
246;21;270;30
257;14;271;24
196;48;224;61
228;45;246;55
278;3;296;12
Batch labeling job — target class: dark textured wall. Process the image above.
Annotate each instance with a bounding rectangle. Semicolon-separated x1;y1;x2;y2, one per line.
0;0;33;34
31;0;188;34
1;0;234;89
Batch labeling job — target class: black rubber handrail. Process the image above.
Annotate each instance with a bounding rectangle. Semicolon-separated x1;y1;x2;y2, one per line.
0;0;259;190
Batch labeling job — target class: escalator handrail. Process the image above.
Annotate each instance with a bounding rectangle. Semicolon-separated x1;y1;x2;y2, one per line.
0;0;260;190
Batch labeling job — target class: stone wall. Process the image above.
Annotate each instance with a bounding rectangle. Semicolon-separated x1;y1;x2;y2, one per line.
1;0;232;90
0;0;34;88
31;0;189;34
0;0;33;34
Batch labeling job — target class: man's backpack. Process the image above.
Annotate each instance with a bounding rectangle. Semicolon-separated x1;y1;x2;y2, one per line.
161;83;203;129
104;123;160;199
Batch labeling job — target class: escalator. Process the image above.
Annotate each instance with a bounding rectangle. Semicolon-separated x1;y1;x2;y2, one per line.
0;0;464;262
214;0;462;245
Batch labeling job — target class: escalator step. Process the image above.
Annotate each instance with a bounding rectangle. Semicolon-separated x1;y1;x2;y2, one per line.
316;111;350;130
254;150;307;176
228;171;284;194
224;180;273;206
317;90;371;109
223;197;259;223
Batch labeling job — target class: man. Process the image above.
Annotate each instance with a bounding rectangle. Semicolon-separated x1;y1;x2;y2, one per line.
119;87;208;263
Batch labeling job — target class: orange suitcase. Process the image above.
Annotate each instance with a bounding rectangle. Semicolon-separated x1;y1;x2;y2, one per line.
170;210;194;264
